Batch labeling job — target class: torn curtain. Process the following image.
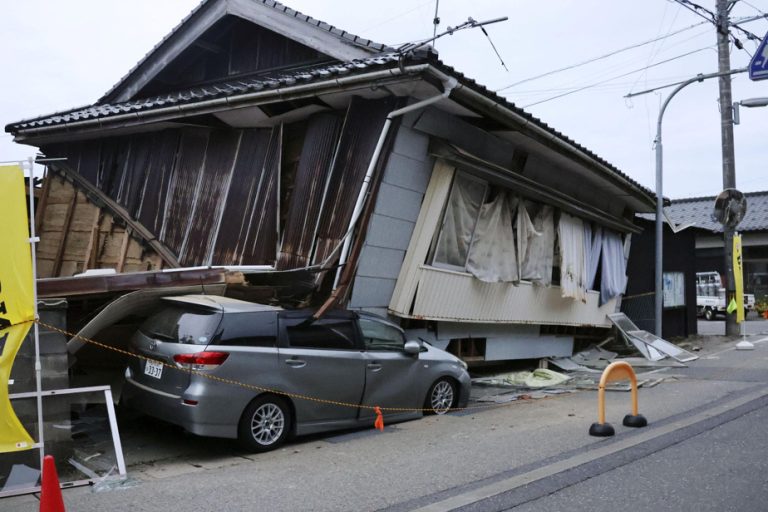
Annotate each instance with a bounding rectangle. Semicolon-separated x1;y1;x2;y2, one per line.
557;212;587;302
466;192;518;283
600;230;627;305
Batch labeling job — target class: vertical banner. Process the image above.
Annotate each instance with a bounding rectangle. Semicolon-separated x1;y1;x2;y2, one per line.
0;164;36;452
734;233;745;324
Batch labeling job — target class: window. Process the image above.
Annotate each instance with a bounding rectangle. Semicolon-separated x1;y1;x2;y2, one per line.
284;318;357;350
214;311;278;347
140;306;222;345
432;172;488;269
359;318;405;351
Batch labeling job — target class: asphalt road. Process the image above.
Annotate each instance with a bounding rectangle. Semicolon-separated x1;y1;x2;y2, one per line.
3;333;768;511
697;318;768;336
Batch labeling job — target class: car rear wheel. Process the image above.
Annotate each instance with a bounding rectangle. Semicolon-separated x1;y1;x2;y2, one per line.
425;378;456;415
238;395;291;452
704;307;715;321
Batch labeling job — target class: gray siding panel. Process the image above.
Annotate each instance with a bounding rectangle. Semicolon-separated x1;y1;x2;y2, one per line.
350;125;434;312
375;183;423;222
349;277;398;308
391;126;429;161
356;246;405;278
382;153;431;192
366;214;415;251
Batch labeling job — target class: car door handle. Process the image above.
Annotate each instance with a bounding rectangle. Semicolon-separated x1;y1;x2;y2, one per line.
285;358;306;368
367;363;382;372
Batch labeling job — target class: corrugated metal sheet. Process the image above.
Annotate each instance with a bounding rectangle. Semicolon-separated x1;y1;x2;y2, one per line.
161;128;209;254
277;112;342;269
136;130;181;235
212;126;282;265
409;266;616;327
312;96;396;265
179;129;241;265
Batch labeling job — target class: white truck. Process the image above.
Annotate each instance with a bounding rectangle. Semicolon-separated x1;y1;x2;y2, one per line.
696;271;755;321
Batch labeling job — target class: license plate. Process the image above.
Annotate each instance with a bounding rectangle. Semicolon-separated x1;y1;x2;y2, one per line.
144;360;164;379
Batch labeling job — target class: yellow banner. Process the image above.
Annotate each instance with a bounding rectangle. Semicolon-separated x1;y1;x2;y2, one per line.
0;165;35;326
0;323;35;452
0;164;35;452
734;233;744;323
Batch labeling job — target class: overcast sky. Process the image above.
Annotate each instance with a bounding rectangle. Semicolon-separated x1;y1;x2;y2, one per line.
2;0;767;199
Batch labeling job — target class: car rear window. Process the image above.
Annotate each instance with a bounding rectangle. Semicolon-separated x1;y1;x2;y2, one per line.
140;305;222;345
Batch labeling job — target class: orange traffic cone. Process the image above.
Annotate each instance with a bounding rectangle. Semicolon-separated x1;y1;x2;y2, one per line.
39;455;65;512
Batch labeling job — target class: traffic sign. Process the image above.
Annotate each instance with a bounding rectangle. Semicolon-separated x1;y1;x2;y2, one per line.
749;30;768;81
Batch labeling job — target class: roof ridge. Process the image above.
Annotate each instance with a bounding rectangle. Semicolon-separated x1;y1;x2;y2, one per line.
671;189;768;203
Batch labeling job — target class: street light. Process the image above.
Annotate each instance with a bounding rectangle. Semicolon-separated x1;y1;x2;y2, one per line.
629;68;746;337
733;97;768;125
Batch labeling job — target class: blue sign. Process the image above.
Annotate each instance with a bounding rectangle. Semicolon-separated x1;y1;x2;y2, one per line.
749;31;768;81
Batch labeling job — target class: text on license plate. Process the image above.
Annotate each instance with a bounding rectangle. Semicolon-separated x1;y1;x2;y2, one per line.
144;360;164;379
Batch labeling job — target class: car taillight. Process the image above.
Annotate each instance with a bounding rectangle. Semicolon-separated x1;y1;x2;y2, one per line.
173;351;229;370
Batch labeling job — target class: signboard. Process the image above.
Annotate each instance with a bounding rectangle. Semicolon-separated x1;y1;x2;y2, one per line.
663;271;685;308
749;31;768;81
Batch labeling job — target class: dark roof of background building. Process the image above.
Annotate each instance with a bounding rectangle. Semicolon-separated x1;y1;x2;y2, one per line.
660;191;768;233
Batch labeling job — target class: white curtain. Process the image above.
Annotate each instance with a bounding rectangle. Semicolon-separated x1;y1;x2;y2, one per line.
584;223;603;290
519;202;554;285
600;229;627;305
434;174;485;268
466;193;519;283
558;212;587;302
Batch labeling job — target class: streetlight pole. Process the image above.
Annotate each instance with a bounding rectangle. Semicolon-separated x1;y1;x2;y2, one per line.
716;0;740;336
630;68;746;337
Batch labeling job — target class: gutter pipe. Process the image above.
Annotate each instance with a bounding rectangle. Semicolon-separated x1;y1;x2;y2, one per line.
331;74;457;290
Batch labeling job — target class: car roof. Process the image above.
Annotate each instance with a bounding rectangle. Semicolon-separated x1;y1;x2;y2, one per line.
162;295;283;313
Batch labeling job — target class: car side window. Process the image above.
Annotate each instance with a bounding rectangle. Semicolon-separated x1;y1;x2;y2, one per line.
284;318;357;350
359;318;405;351
215;311;277;347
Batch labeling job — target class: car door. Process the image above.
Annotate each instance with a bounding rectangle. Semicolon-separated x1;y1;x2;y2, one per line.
357;317;422;422
277;311;366;426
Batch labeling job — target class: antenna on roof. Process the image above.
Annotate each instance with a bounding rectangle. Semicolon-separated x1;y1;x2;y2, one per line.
432;0;441;45
397;15;508;56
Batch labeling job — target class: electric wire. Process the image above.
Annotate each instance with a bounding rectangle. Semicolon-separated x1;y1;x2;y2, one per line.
521;47;714;108
495;21;708;92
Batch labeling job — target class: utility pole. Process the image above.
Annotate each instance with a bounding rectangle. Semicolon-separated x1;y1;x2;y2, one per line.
716;0;739;336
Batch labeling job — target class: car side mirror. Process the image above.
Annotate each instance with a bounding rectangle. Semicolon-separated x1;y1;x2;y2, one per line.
403;340;421;355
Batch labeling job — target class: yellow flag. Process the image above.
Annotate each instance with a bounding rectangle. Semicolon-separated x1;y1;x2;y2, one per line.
734;233;744;323
0;164;35;452
0;323;35;452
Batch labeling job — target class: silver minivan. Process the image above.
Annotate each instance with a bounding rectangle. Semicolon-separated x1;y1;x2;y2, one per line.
121;295;470;452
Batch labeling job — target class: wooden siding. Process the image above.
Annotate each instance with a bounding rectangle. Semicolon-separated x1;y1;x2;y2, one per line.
36;173;164;278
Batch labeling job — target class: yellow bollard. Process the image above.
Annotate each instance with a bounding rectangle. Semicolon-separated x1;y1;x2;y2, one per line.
589;361;648;437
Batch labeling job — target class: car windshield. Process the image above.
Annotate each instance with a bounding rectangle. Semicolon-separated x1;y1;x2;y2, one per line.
140;305;222;345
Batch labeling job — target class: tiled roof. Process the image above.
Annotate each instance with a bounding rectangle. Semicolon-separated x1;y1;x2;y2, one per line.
659;191;768;232
6;55;402;130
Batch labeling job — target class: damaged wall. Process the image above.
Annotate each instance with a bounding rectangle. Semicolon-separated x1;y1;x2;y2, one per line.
41;96;395;277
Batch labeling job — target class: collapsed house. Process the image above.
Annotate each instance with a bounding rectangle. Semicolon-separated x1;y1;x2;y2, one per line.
5;0;656;366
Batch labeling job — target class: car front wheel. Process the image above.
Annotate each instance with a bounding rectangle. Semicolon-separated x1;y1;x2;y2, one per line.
425;378;456;415
704;307;715;321
238;395;291;452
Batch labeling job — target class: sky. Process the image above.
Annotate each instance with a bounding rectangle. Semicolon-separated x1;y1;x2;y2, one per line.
2;0;767;200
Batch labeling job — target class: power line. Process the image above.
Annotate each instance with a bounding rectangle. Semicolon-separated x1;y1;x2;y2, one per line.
520;47;714;108
495;21;708;92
